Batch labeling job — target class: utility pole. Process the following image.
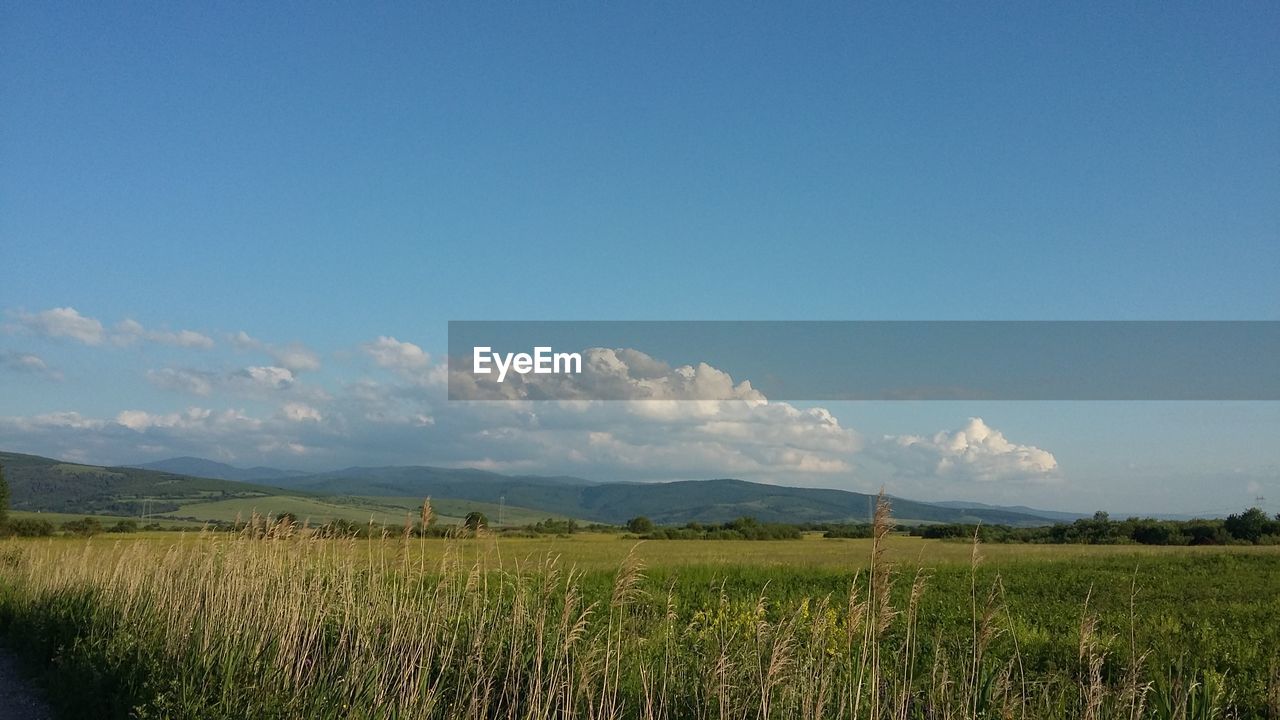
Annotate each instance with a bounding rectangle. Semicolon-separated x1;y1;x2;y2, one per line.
499;495;505;526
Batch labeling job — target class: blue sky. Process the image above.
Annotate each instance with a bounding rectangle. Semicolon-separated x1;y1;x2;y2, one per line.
2;3;1277;514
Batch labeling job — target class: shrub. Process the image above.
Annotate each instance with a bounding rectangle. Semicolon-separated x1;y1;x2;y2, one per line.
3;518;55;537
61;517;103;536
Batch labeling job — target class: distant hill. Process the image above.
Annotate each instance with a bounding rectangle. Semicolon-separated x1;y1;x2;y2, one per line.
0;450;286;516
931;500;1088;523
131;456;307;482
272;466;1058;526
0;452;569;526
3;450;1064;527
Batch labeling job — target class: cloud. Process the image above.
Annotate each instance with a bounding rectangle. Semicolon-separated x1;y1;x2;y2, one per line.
230;331;320;372
450;347;767;402
146;367;217;396
114;407;264;435
0;351;63;381
365;336;430;371
271;344;321;373
874;417;1059;483
4;307;214;349
2;351;862;480
235;366;296;391
8;411;107;430
114;319;215;349
0;320;1061;492
230;331;262;351
147;363;334;405
9;307;105;345
281;402;323;422
363;335;444;387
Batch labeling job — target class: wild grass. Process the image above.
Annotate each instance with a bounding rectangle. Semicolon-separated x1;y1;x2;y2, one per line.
0;497;1276;719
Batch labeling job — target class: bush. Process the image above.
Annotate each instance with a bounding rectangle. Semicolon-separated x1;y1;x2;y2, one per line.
640;516;803;540
463;512;488;531
528;518;578;534
625;516;654;534
3;518;55;537
61;517;103;536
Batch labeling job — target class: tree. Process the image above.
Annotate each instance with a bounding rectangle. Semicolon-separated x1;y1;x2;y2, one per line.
0;463;8;528
1224;507;1268;543
62;517;102;537
464;511;488;531
626;516;654;534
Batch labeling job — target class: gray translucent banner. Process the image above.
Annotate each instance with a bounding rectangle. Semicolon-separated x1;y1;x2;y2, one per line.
447;321;1280;401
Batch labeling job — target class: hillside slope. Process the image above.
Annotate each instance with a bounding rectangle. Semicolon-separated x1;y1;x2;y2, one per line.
130;457;307;482
275;466;1056;526
3;451;1059;527
0;451;286;516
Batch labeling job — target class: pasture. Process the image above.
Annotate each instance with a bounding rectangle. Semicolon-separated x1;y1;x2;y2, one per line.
1;522;1277;719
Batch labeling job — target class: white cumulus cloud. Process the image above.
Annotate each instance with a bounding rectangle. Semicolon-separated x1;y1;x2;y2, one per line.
363;335;443;386
10;307;105;345
874;417;1059;483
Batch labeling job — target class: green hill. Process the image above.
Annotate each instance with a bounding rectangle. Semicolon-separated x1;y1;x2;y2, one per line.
271;466;1056;526
0;451;285;517
0;451;570;527
3;451;1058;527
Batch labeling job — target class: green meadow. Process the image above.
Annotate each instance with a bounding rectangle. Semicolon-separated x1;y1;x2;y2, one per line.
1;519;1277;719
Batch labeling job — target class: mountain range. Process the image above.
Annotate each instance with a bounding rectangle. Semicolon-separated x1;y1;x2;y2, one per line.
0;450;1076;527
131;456;309;483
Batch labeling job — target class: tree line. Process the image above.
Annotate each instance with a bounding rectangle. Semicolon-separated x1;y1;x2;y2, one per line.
913;508;1280;545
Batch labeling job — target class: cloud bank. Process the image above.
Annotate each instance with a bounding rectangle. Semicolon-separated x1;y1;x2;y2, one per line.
1;306;1062;491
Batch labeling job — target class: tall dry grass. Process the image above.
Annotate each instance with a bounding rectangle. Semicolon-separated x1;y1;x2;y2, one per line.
0;496;1229;719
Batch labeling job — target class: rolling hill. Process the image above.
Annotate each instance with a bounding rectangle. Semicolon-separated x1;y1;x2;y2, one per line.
931;500;1089;523
267;465;1058;526
0;452;573;526
0;450;285;516
3;451;1061;527
130;456;307;483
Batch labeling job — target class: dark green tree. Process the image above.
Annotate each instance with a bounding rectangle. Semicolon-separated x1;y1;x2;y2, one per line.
1224;507;1268;543
63;517;102;537
464;511;488;531
625;516;654;534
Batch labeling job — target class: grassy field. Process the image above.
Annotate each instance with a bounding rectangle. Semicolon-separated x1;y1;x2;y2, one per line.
160;494;567;527
166;495;465;526
8;510;208;529
1;512;1278;719
344;496;578;527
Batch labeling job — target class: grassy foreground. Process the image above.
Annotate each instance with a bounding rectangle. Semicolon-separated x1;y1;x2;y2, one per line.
1;505;1278;719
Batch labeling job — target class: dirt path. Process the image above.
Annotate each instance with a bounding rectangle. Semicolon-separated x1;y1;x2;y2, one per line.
0;649;52;720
